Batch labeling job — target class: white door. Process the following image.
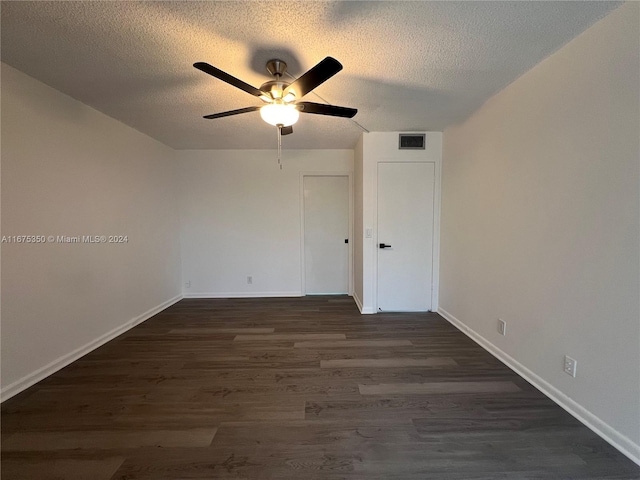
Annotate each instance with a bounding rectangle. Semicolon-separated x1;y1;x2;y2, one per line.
303;176;349;294
377;162;435;311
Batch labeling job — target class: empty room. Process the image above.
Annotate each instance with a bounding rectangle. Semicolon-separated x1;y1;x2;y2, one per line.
1;1;639;479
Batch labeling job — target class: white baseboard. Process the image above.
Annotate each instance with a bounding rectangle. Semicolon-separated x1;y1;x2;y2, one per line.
438;307;640;467
352;291;376;314
183;291;302;299
1;294;183;403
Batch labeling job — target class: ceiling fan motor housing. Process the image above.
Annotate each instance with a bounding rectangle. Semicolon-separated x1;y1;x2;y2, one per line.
260;80;292;100
263;60;291;100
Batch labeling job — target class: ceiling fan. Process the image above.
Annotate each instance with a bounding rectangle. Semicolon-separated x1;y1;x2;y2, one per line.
193;57;357;136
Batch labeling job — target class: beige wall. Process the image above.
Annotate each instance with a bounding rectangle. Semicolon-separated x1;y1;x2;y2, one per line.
440;2;639;460
1;63;182;398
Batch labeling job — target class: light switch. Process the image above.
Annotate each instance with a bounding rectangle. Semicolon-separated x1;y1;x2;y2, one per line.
365;228;373;238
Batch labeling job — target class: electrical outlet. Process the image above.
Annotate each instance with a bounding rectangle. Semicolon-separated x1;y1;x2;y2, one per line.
185;280;191;289
564;355;577;377
247;276;253;285
497;318;506;336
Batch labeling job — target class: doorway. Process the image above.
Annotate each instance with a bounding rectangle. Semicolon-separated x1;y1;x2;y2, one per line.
377;162;435;311
302;175;351;294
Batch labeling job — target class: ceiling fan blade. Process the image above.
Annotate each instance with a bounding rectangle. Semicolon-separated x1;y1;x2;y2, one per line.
194;62;264;97
297;102;357;118
281;126;293;135
203;106;260;119
285;57;343;99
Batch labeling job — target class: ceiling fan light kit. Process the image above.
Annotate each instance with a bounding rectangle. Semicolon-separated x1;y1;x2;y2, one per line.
260;103;299;127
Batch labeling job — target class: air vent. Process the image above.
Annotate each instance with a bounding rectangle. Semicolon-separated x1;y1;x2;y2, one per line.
399;133;426;150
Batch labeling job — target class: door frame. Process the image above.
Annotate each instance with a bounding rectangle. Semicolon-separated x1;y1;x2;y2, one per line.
373;160;440;312
300;172;354;296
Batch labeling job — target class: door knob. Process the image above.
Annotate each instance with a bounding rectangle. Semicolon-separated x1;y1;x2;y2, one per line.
379;243;391;249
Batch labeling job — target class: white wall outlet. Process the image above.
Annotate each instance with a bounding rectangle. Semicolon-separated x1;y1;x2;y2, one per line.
247;276;253;285
564;355;577;377
497;318;506;336
185;280;191;289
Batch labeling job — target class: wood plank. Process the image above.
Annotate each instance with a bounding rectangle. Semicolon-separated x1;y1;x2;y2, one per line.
295;339;413;348
321;358;457;368
212;421;423;447
2;428;218;451
359;381;521;395
234;333;346;341
168;327;275;334
0;458;124;480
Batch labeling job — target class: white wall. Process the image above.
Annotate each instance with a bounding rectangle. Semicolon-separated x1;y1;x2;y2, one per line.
177;149;353;297
353;135;364;308
359;132;442;313
1;63;182;399
440;2;639;463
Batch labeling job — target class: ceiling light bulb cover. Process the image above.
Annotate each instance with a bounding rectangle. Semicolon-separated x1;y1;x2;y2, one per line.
260;104;299;127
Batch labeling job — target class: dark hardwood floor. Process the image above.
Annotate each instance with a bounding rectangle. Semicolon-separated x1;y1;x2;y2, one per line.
2;296;639;479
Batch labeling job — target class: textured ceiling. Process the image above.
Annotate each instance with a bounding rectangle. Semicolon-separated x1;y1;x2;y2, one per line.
1;1;620;149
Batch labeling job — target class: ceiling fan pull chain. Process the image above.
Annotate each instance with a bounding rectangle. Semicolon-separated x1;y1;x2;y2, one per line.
277;124;283;170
